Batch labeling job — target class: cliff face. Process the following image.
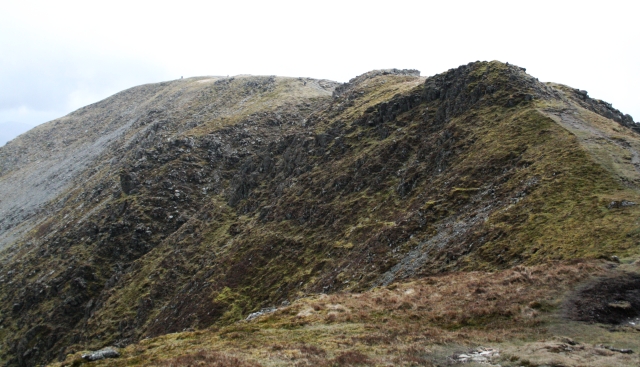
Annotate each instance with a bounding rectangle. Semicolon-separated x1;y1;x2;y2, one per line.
1;61;639;366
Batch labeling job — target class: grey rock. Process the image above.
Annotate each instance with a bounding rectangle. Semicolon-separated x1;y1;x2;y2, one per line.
577;89;589;99
82;347;120;361
246;307;277;321
599;344;634;354
450;347;499;364
608;200;636;209
623;114;635;124
119;171;135;195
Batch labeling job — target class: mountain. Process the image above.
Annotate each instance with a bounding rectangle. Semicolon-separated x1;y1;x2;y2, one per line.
1;62;640;367
0;122;37;148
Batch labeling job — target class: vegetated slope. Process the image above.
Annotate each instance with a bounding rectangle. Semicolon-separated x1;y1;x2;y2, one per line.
0;61;638;366
53;261;640;367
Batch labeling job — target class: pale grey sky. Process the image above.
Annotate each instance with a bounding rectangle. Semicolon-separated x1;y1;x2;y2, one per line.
1;0;638;146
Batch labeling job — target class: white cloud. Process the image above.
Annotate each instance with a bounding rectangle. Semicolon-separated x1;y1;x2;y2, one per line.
0;15;172;119
0;0;638;139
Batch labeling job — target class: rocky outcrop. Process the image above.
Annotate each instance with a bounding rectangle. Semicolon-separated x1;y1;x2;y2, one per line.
82;348;120;361
561;86;637;130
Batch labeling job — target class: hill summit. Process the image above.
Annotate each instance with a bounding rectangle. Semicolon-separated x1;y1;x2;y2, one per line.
1;61;640;366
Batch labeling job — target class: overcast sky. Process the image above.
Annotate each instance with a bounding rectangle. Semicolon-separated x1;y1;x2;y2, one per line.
1;0;638;146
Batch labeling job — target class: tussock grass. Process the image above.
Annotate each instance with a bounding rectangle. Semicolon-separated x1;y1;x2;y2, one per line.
54;260;640;367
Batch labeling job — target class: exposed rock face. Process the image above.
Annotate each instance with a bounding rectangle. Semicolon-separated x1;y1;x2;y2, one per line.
569;87;635;127
81;348;120;361
0;62;639;366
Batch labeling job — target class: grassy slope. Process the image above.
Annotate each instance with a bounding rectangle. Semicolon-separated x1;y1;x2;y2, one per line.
467;105;640;266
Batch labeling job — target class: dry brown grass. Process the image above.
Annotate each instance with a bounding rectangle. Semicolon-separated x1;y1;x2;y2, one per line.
53;261;640;367
153;350;261;367
282;261;603;334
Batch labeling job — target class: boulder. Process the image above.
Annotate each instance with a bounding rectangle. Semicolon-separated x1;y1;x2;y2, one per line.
82;348;120;361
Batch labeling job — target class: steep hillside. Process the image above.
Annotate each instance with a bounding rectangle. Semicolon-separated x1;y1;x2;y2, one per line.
0;75;336;249
0;61;639;366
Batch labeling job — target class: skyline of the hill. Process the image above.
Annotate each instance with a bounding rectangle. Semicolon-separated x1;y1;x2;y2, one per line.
0;121;35;147
1;0;638;147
